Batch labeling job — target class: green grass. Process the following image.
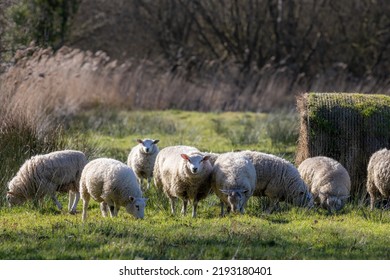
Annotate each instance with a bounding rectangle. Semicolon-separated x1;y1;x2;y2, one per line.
66;109;298;162
1;109;390;260
2;196;390;259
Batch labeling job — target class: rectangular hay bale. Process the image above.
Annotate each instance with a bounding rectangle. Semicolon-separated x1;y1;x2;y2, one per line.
296;92;390;196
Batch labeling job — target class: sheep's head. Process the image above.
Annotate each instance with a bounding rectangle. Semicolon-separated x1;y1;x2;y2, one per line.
137;139;159;154
6;180;25;207
181;153;210;174
292;187;314;208
322;194;349;213
220;189;248;214
6;191;23;207
125;196;147;219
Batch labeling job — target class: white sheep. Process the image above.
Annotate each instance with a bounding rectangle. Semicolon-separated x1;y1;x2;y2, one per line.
80;158;147;221
127;138;159;190
211;152;257;216
241;150;313;213
298;156;350;213
366;148;390;210
153;145;213;218
203;152;219;166
6;150;87;214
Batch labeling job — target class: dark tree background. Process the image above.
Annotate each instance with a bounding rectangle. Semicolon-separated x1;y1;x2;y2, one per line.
1;0;390;109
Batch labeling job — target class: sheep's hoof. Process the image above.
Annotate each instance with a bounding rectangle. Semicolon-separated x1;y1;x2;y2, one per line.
69;210;78;215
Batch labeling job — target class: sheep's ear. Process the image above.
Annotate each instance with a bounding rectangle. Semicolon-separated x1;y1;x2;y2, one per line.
153;139;160;144
136;139;143;144
202;155;210;162
181;154;190;161
129;196;135;203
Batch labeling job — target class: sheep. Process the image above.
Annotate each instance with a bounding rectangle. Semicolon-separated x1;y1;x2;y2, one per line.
80;158;147;221
240;150;313;213
366;148;390;210
153;145;213;218
6;150;87;214
127;138;160;190
202;152;219;166
298;156;350;213
211;152;257;216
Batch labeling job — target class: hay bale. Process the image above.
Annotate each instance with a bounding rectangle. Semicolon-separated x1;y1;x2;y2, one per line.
296;93;390;196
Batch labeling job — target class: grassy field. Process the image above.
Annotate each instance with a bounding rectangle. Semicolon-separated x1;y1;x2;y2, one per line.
1;109;390;260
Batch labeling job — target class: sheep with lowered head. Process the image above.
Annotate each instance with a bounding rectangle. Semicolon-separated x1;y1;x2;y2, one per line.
240;150;313;213
212;152;256;216
6;150;87;214
127;138;160;190
366;148;390;210
298;156;350;213
153;145;213;218
80;158;147;221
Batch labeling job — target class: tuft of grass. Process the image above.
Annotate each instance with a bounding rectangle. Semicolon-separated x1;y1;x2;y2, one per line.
265;109;300;147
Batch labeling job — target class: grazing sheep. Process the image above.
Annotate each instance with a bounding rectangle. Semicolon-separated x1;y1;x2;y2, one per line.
80;158;147;221
153;145;213;218
298;156;350;213
366;148;390;210
6;150;87;214
212;152;256;216
241;151;313;213
127;138;160;190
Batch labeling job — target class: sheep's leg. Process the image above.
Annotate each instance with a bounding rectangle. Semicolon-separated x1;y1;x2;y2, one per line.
226;205;232;214
147;178;151;190
240;200;248;214
169;197;176;215
192;199;198;218
51;193;62;211
108;203;117;217
384;195;390;209
369;192;376;211
100;202;109;217
69;191;80;214
181;199;188;215
82;194;90;222
68;191;74;211
220;201;225;217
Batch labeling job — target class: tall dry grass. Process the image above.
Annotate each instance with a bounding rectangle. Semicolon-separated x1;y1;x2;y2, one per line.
1;45;389;204
2;45;390;114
